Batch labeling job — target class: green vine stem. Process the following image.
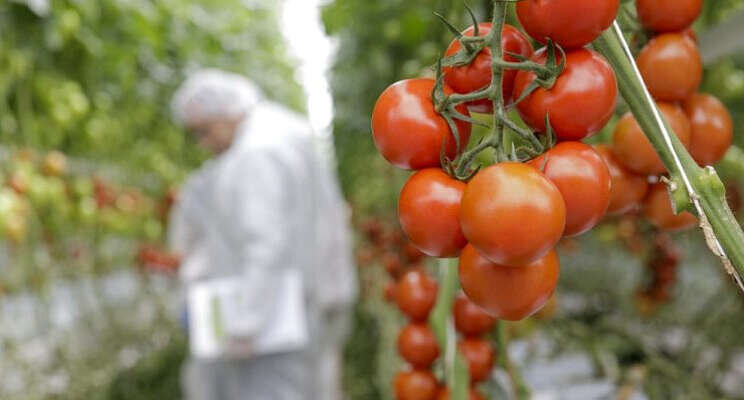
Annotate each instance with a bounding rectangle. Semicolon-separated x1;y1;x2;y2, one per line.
496;321;531;400
593;23;744;292
429;258;469;400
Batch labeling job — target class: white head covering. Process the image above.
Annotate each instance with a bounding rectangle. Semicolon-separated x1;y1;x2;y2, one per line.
171;69;262;127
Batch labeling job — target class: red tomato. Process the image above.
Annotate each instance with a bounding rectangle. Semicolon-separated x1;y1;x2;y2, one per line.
383;253;405;279
384;281;397;303
513;48;617;141
644;183;698;232
516;0;620;50
528;142;611;236
459;244;560;321
403;241;427;264
637;33;702;102
458;339;495;383
436;388;484;400
612;102;691;175
394;370;439;400
444;23;534;113
683;93;734;166
636;0;702;33
594;145;649;216
453;293;496;338
460;162;565;266
396;269;439;322
372;79;471;170
398;169;467;257
397;323;440;369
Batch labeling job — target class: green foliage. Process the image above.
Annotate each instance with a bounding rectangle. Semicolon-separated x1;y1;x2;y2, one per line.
0;0;304;182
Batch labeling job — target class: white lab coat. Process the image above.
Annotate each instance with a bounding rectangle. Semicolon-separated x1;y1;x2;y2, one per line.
169;101;357;400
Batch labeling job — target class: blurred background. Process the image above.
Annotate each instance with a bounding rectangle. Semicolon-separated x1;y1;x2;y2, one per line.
3;0;744;399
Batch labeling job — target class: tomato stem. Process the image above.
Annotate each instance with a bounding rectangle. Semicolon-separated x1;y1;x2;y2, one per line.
593;23;744;293
496;321;531;400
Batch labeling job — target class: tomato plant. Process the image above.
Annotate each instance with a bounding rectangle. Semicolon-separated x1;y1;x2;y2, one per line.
395;269;439;322
398;169;467;257
371;79;472;170
513;48;617;141
683;93;734;166
636;33;702;102
516;0;620;50
460;162;565;267
397;323;440;369
393;369;439;400
457;339;495;383
612;102;692;175
453;293;495;338
636;0;703;33
444;23;533;113
528;142;611;236
594;145;650;216
459;244;560;321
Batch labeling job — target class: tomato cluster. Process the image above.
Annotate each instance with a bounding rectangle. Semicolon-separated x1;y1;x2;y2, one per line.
636;233;682;315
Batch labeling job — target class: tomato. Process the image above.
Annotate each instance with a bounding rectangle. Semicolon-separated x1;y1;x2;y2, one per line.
453;293;495;338
636;0;702;33
513;48;617;141
528;142;611;236
683;94;734;166
612;102;691;175
460;162;565;266
395;269;439;322
403;241;427;264
644;183;698;232
372;79;472;170
398;169;467;257
393;370;439;400
458;339;495;383
594;145;649;216
459;244;560;321
397;323;440;369
444;23;534;113
383;253;405;279
384;281;397;303
436;388;484;400
636;33;702;102
516;0;619;50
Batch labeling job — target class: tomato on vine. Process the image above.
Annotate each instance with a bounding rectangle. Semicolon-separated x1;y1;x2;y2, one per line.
636;33;702;102
516;0;620;50
528;142;611;237
398;169;467;257
612;102;691;175
459;245;560;321
371;78;472;170
513;48;617;141
644;183;698;232
393;369;439;400
395;269;439;322
436;388;484;400
459;162;565;266
453;293;495;338
594;145;649;216
683;93;734;166
636;0;702;33
397;323;440;369
457;338;495;383
444;23;534;113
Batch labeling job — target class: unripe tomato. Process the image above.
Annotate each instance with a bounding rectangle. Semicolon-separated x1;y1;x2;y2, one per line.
394;370;439;400
637;34;702;102
513;48;617;141
460;162;565;266
453;293;496;338
459;245;560;321
457;339;495;383
444;23;534;113
612;102;691;175
594;145;649;216
683;94;734;166
372;79;472;170
436;388;484;400
528;142;611;236
636;0;702;33
644;183;698;232
516;0;619;50
396;269;439;322
398;169;467;257
397;323;440;369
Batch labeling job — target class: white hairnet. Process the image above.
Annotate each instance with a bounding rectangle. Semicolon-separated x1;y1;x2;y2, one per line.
171;69;262;126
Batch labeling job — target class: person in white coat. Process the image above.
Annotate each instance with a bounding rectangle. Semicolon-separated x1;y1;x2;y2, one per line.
169;69;357;400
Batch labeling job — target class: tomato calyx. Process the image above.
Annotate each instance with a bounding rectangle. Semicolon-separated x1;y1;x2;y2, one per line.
509;40;566;106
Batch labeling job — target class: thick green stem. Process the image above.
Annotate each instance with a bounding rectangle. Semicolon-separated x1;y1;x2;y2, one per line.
497;321;530;400
429;258;469;400
593;23;744;292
